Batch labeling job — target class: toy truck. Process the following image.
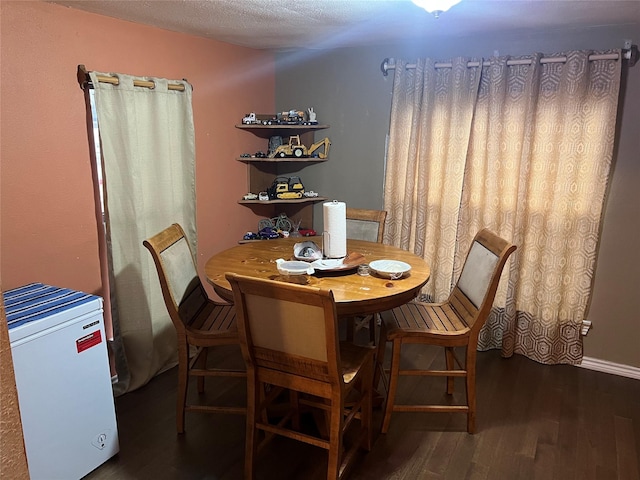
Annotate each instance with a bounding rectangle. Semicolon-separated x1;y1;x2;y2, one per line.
242;112;260;124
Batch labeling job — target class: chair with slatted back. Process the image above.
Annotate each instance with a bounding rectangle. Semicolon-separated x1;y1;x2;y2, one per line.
226;272;375;480
143;223;245;434
376;228;516;434
345;208;387;344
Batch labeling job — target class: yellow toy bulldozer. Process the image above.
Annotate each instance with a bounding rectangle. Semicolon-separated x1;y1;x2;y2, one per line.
268;176;305;200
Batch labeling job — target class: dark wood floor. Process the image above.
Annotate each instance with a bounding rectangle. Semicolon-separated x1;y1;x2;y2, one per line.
86;340;640;480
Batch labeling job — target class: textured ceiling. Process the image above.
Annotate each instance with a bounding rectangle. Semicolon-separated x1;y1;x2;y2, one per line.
49;0;640;51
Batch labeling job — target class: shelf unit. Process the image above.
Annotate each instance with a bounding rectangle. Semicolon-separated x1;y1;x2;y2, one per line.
236;124;330;230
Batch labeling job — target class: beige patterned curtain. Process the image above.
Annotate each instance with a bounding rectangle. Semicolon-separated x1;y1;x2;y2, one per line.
384;50;622;364
383;58;482;301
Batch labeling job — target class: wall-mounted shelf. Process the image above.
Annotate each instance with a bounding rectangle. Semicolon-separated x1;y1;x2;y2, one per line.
238;196;328;206
236;124;330;134
235;122;330;230
236;156;328;163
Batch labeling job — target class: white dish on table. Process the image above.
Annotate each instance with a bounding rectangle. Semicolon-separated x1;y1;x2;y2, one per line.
310;258;358;272
275;259;315;275
369;259;412;279
309;252;366;272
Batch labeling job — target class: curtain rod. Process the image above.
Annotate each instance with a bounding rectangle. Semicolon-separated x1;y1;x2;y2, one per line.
76;65;188;91
380;45;638;76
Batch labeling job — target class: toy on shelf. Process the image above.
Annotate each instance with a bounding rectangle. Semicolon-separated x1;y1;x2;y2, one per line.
307;107;317;124
267;176;305;200
258;213;293;233
269;135;330;159
242;112;261;125
241;212;316;242
240;108;320;126
243;213;304;242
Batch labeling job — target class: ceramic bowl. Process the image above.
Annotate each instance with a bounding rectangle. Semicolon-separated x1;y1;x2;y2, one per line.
293;241;323;261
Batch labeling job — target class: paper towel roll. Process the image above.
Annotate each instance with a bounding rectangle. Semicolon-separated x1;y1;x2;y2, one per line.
323;200;347;258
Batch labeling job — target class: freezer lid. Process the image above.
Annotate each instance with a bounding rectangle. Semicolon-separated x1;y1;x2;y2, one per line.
3;283;103;342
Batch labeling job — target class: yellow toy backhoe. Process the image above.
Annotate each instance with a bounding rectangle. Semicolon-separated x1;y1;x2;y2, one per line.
269;135;331;159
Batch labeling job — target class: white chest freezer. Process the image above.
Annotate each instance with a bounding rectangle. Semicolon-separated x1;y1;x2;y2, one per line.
4;283;119;480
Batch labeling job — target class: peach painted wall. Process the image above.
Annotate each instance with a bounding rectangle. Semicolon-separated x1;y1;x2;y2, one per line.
0;295;29;478
1;1;273;296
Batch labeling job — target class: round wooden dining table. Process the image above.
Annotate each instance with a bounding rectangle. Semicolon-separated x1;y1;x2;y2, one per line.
204;237;430;317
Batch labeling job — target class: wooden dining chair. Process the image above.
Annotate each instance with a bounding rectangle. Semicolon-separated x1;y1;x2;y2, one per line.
226;272;375;480
143;224;245;434
346;208;387;244
345;208;387;344
376;228;516;434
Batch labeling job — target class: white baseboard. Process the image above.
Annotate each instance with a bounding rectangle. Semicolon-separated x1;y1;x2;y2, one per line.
579;356;640;380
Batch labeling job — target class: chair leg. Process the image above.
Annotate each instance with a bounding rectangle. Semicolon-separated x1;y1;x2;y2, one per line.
373;321;388;394
445;347;455;395
346;317;355;342
368;315;377;345
176;343;189;434
361;356;374;451
245;373;260;480
197;347;208;393
465;348;477;434
381;338;402;434
326;394;343;480
290;389;301;431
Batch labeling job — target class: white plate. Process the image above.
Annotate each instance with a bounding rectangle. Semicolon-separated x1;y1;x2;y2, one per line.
369;259;412;279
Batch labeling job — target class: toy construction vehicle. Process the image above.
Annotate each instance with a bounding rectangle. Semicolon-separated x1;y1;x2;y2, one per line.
242;108;319;126
268;135;331;159
280;110;305;124
268;176;305;200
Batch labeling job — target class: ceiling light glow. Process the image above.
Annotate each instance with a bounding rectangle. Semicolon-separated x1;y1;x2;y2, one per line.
411;0;462;18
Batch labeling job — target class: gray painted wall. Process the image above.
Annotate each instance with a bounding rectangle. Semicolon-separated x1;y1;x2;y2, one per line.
275;24;640;368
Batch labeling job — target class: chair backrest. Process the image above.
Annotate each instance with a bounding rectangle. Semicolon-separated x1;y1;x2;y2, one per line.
449;229;517;334
345;208;387;243
226;273;341;384
143;223;209;334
